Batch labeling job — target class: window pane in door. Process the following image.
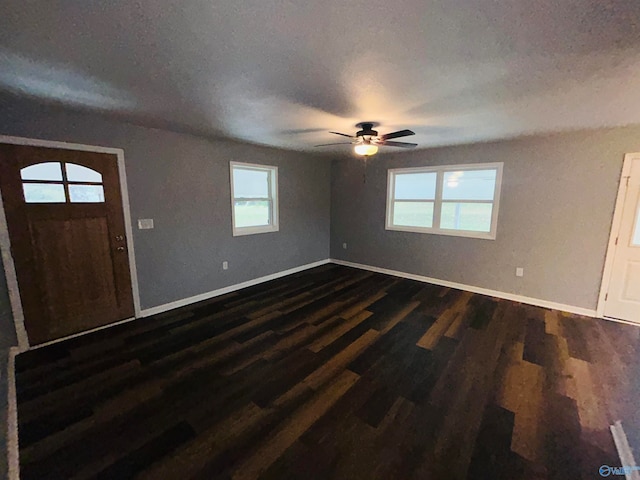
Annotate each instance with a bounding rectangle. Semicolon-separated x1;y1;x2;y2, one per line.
633;205;640;246
20;162;63;181
393;201;434;227
394;173;436;200
234;200;270;227
233;168;269;198
65;163;103;183
23;183;66;203
69;184;105;203
440;202;493;232
442;169;497;200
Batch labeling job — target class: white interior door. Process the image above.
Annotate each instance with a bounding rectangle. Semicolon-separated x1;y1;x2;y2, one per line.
603;155;640;323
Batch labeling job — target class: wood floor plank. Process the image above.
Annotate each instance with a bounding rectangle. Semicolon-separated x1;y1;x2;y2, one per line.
261;323;320;362
136;402;269;480
231;370;359;480
308;310;373;353
14;264;640;480
495;348;546;463
416;291;472;350
430;304;510;479
20;377;165;462
303;329;378;391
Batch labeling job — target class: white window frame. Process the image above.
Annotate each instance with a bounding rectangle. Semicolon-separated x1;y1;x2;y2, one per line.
386;162;503;240
230;161;279;236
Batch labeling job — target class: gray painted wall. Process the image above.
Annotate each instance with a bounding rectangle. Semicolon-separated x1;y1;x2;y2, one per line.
0;99;332;477
1;98;639;475
0;99;332;311
331;126;640;310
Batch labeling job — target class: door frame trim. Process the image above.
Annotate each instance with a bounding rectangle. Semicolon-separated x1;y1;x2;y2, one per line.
0;135;141;350
596;152;638;320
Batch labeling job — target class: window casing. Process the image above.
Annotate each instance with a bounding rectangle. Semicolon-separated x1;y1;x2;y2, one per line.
230;161;279;236
386;162;503;239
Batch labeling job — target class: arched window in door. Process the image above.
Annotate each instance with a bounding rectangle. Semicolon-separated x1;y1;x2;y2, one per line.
20;162;105;203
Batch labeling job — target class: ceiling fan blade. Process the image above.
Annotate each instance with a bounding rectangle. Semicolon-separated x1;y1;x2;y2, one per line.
381;129;415;140
379;140;418;148
314;142;354;147
329;131;356;138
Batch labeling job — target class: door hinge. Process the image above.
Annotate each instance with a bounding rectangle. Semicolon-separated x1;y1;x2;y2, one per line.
615;237;618;246
605;293;608;301
626;176;630;187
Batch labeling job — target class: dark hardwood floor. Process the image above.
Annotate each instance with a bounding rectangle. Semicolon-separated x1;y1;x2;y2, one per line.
15;264;640;479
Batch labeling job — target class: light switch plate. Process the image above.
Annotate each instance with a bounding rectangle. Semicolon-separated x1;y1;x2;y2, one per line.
516;267;524;277
138;218;154;230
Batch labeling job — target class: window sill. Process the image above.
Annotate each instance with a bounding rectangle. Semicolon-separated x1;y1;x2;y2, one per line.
385;225;496;240
232;225;280;237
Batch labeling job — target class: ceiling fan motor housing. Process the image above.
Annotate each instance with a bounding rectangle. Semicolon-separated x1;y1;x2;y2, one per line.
316;123;416;150
355;122;378;138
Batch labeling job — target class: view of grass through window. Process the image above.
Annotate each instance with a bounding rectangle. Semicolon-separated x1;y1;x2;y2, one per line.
233;201;270;227
388;164;501;238
392;201;434;227
441;202;493;231
231;162;278;234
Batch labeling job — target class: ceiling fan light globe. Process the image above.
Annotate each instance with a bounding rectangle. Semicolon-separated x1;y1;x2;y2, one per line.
354;143;378;156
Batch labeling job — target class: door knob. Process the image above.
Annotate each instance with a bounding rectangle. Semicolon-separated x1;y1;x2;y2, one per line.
116;246;125;252
115;235;125;242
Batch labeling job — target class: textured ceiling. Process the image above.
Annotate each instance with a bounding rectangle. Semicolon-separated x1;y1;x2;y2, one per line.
2;1;640;153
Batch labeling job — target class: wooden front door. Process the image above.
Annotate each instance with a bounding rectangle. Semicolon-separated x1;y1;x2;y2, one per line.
0;144;134;345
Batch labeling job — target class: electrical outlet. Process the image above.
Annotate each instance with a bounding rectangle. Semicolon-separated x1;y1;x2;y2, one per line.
222;261;228;270
343;243;347;249
516;267;524;277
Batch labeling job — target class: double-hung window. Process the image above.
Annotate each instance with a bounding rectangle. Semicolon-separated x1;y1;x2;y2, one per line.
386;162;503;239
230;162;279;236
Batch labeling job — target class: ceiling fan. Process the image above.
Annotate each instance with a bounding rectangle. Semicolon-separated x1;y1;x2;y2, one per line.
315;122;417;156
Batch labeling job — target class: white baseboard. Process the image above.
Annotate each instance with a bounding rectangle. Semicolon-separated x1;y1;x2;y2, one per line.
20;256;611;353
330;259;597;317
29;316;139;350
601;316;640;328
140;259;331;317
27;259;332;350
7;347;19;480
